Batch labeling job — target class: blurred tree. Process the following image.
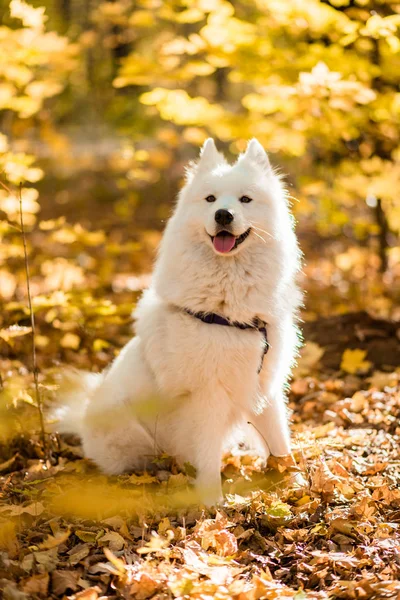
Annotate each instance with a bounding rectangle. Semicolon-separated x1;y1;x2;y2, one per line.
0;0;399;285
107;0;400;269
0;0;76;222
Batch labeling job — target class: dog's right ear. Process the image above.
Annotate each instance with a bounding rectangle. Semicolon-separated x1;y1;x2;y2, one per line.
198;138;224;170
185;138;226;181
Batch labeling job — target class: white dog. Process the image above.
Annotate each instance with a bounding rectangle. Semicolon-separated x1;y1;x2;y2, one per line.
55;139;302;505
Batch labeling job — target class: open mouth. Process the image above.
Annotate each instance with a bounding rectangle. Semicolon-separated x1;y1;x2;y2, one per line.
210;228;251;254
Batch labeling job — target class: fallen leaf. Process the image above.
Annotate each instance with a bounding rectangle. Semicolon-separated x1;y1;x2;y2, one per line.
21;573;49;596
127;472;157;485
75;530;98;543
103;547;126;574
213;529;238;556
311;461;340;497
68;543;90;566
158;517;172;536
34;548;59;572
341;348;372;374
367;370;399;389
260;501;293;528
98;531;125;552
74;587;101;600
60;332;80;349
0;521;19;557
0;502;45;517
0;325;32;344
137;531;174;555
0;454;18;472
293;342;324;376
127;572;161;599
51;569;80;595
38;529;71;550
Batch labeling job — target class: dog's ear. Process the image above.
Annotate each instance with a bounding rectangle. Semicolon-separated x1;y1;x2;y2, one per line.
198;138;224;170
185;138;226;181
240;139;271;171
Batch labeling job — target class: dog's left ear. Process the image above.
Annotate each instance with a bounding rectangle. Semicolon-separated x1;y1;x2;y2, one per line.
240;139;271;171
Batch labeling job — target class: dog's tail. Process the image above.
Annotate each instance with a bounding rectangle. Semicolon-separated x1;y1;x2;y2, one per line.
50;369;103;438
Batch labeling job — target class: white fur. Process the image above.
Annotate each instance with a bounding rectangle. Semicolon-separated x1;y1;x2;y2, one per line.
54;139;302;505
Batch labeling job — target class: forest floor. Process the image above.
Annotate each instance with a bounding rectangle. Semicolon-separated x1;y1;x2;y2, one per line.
0;308;400;600
1;196;400;599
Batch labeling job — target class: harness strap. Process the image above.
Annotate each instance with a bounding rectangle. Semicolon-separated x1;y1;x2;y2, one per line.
182;308;269;373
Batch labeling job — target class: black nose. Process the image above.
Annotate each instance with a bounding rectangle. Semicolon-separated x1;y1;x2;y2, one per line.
215;209;234;227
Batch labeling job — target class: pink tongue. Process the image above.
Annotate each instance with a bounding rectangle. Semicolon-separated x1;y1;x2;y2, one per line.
213;233;236;253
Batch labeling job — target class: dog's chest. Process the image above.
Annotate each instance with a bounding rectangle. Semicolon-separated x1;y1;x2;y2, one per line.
153;314;264;404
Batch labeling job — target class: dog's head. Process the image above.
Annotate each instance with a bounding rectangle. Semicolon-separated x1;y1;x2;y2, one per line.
175;138;290;257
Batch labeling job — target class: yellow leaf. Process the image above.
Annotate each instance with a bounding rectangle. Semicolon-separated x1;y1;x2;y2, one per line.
127;473;157;485
60;333;80;350
129;10;155;28
292;342;324;376
140;88;223;126
0;501;45;516
0;133;9;152
93;339;110;353
175;8;204;23
38;529;71;550
103;547;126;573
10;0;47;30
158;517;172;536
137;531;173;554
368;370;399;389
0;521;18;556
0;325;31;343
341;349;372;374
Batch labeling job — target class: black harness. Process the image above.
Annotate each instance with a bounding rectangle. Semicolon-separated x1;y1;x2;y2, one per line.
182;308;269;373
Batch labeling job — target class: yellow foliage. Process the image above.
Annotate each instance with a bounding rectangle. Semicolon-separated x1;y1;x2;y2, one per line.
140;89;224;126
0;0;76;225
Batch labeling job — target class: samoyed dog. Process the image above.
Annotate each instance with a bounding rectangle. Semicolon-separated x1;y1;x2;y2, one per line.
55;138;302;505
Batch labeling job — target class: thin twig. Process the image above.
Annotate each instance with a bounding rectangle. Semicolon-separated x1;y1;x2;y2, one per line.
18;183;47;453
0;178;47;454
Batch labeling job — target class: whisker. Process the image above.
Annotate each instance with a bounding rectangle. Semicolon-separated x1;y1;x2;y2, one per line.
249;223;274;239
251;230;268;245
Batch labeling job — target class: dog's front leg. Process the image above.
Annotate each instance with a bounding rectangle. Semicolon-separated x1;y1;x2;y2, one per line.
250;392;291;457
173;395;231;506
249;317;298;457
194;449;224;507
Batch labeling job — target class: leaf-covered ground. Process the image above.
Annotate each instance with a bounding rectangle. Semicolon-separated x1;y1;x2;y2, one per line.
1;313;400;600
1;191;399;600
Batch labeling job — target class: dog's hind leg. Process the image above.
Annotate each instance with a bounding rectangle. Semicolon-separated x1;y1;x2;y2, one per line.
80;336;159;474
81;419;156;475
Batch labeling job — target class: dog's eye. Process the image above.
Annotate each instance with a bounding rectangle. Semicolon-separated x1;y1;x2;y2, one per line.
239;195;253;203
205;195;216;203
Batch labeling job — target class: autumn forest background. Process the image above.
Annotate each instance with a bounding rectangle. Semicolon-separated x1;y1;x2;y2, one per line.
1;1;400;599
